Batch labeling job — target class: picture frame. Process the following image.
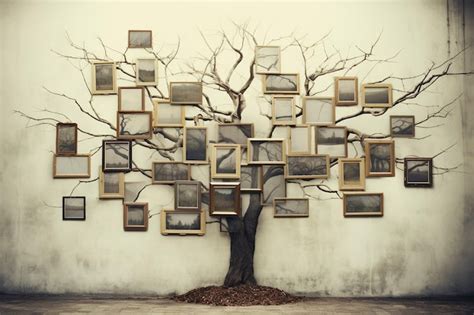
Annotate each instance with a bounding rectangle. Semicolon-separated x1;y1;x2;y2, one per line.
343;193;384;217
128;30;152;48
263;73;300;94
217;123;254;147
102;140;132;172
315;126;348;158
136;59;158;86
302;97;335;125
365;140;395;177
209;182;241;217
247;138;286;165
123;202;149;231
92;61;117;95
161;210;206;236
404;157;433;187
175;180;201;211
390;115;415;138
118;87;145;111
240;164;262;192
62;196;86;221
211;144;241;179
273;198;309;218
53;154;91;178
285;154;330;179
169;82;203;105
152;161;191;184
99;168;125;199
361;84;393;108
338;158;366;191
183;126;208;164
261;165;286;205
56;123;78;155
255;46;281;74
272;96;296;126
152;100;185;127
335;77;358;106
116;111;153;140
288;126;311;154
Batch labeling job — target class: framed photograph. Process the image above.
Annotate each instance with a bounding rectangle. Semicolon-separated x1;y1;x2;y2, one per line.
211;144;241;179
272;96;296;125
217;123;254;147
175;180;201;211
263;73;300;94
152;100;185;127
53;155;91;178
123;202;149;231
315;126;347;158
118;87;145;111
210;182;241;216
117;111;153;140
56;123;77;155
338;158;365;191
255;46;281;74
302;97;335;125
183;127;208;164
273;198;309;218
102;140;132;172
390;115;415;138
136;59;158;86
404;157;433;187
288;126;311;154
99;168;125;199
152;162;191;184
247;138;285;165
170;82;203;105
285;155;329;179
335;77;358;106
361;84;393;108
128;30;152;48
240;165;262;192
161;210;206;236
343;193;384;217
92;62;116;95
365;140;395;177
62;196;86;221
261;165;285;205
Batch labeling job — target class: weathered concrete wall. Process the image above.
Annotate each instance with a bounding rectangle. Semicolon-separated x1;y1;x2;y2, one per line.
0;0;472;296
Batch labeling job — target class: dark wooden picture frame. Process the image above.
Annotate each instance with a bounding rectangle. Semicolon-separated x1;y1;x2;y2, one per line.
404;157;433;187
183;126;208;164
209;182;241;217
56;123;78;155
62;196;86;221
175;180;202;211
123;202;149;231
152;161;191;184
365;140;395;177
102;140;132;172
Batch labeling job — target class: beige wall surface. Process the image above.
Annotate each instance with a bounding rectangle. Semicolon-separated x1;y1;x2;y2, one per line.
0;0;473;296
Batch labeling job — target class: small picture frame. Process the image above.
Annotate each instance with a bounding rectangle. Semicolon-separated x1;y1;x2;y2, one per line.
273;198;309;218
170;82;203;105
53;155;91;178
217;123;254;147
123;202;149;231
361;84;393;108
136;59;158;86
116;111;153;140
128;30;152;48
261;165;286;206
288;126;311;154
175;180;201;211
343;193;384;217
63;196;86;221
263;73;300;94
247;138;286;165
285;154;329;179
335;77;358;106
390;115;415;138
102;140;132;172
240;165;262;192
338;158;366;191
118;87;145;111
315;126;348;158
56;123;78;155
99;168;125;199
152;100;185;127
365;140;395;177
272;96;296;126
210;182;241;217
211;144;241;179
92;62;117;95
404;157;433;187
302;97;335;125
152;162;191;184
183;127;208;164
255;46;281;74
161;210;206;236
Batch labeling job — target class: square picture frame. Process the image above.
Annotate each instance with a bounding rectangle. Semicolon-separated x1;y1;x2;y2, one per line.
302;97;335;125
365;140;395;177
390;115;415;138
56;123;78;155
102;140;132;172
92;61;117;95
273;198;309;218
315;126;348;158
62;196;86;221
123;202;149;231
209;182;241;217
211;144;241;179
335;77;358;106
338;158;366;191
161;210;206;236
255;46;281;74
175;180;201;211
118;87;145;111
343;193;384;217
404;157;433;187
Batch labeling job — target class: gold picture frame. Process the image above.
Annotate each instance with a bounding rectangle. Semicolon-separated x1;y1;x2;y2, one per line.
361;84;393;108
335;77;358;106
263;73;300;94
99;168;125;199
302;97;335;125
273;198;309;218
343;193;384;217
210;144;241;179
338;158;366;191
247;138;286;165
53;154;91;179
365;140;395;177
285;154;330;179
152;99;185;127
160;210;206;236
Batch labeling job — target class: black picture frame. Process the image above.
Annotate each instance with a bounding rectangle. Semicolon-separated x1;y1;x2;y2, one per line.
404;157;433;187
102;140;132;173
62;196;86;221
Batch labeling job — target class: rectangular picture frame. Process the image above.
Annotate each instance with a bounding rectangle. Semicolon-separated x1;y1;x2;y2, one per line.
255;46;281;74
272;96;296;126
118;87;145;111
285;154;330;179
211;144;241;179
152;161;191;184
335;77;358;106
53;154;91;179
128;30;152;48
209;182;241;217
343;192;384;217
263;73;300;94
102;140;132;172
116;111;153;140
136;58;158;86
390;115;415;138
365;140;395;177
247;138;286;165
183;126;208;164
273;198;309;218
404;157;433;187
92;61;117;95
99;168;125;199
302;97;335;125
338;158;366;191
62;196;86;221
288;126;311;154
56;122;78;155
161;210;206;236
175;180;201;211
152;99;185;127
361;84;393;108
169;82;203;105
217;123;254;147
315;126;348;158
123;202;149;231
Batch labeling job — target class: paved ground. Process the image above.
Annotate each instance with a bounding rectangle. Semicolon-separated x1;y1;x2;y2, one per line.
0;295;473;314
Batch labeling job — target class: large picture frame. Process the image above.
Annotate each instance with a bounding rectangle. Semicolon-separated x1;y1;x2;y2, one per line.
175;180;201;211
404;157;433;187
247;138;286;165
209;182;241;217
285;154;330;179
99;168;125;199
210;144;241;179
365;140;395;177
102;140;132;172
161;210;206;236
302;97;335;125
62;196;86;221
116;111;153;140
343;193;384;217
92;61;117;95
335;77;358;106
263;73;300;94
123;202;149;231
56;123;78;155
183;126;208;164
361;84;393;108
53;154;91;178
273;198;309;218
152;161;191;184
338;158;366;191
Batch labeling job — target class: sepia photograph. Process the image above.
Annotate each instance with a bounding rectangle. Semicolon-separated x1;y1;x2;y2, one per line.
92;62;116;95
315;126;347;158
152;162;190;184
123;202;148;231
343;193;384;217
161;210;205;236
285;155;329;179
218;124;254;147
288;126;311;154
209;182;241;216
128;30;152;48
335;77;358;106
136;59;158;86
175;180;201;211
272;96;296;125
273;198;309;218
390;115;415;138
263;73;299;94
118;87;145;111
56;123;77;155
99;168;125;199
170;82;203;105
116;111;153;140
404;157;433;187
240;165;262;192
211;144;241;179
248;138;285;164
365;140;395;177
302;97;335;125
153;100;184;127
184;127;208;164
261;165;285;205
53;154;91;178
362;84;393;108
338;158;365;191
102;140;132;172
62;196;86;221
255;46;281;74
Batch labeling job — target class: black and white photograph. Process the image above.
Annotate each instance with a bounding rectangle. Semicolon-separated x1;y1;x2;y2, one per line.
289;126;311;154
273;198;309;218
170;82;203;105
315;126;347;158
184;127;208;164
365;140;395;177
118;87;145;111
128;30;152;48
211;144;241;179
53;155;91;178
263;73;299;94
99;169;125;199
261;165;285;205
248;138;285;164
335;77;358;106
272;96;296;125
102;140;132;172
117;111;153;140
152;162;190;184
404;158;433;187
62;196;86;221
285;155;329;179
302;97;335;125
343;193;384;217
136;59;158;86
56;123;77;155
362;84;393;108
92;62;116;95
390;115;415;138
161;210;205;235
255;46;281;74
123;202;148;231
175;180;201;211
209;182;241;216
338;158;365;191
218;124;254;147
240;165;262;192
153;100;184;127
